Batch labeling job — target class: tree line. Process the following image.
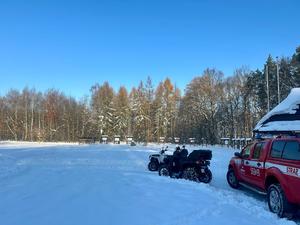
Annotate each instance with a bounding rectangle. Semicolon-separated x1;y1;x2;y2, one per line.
0;46;299;144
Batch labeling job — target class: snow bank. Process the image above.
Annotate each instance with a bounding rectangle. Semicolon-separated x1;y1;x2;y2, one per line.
0;141;78;149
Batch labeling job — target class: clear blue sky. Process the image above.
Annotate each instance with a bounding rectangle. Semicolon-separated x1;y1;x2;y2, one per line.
0;0;299;98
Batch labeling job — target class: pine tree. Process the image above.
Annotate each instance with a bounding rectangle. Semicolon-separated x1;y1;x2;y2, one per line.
278;57;294;100
113;86;130;139
90;82;115;139
291;46;300;86
153;78;178;142
130;82;150;142
144;76;154;142
265;55;279;109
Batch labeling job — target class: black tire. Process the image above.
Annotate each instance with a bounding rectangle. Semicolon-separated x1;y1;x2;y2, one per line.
267;184;295;218
148;161;158;171
199;169;212;184
182;167;198;181
158;165;170;177
226;168;239;189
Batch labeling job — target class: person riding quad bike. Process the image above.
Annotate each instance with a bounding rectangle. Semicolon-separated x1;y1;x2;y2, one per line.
172;146;182;172
180;145;188;158
172;145;188;172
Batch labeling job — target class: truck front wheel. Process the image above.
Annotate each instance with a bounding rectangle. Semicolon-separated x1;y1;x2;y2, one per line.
226;168;239;189
267;184;294;218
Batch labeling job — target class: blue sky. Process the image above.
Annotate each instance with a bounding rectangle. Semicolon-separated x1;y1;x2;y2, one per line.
0;0;299;98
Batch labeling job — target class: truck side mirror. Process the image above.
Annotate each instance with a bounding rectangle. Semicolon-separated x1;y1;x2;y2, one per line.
234;152;242;158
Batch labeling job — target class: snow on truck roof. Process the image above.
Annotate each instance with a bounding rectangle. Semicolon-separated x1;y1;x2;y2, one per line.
254;88;300;133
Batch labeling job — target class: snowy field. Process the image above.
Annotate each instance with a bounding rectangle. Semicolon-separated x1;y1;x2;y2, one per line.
0;142;298;225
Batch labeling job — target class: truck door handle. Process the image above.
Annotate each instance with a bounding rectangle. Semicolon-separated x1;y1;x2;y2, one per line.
245;161;249;165
257;162;261;167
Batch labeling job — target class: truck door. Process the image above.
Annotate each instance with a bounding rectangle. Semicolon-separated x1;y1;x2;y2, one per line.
243;142;266;188
238;144;252;181
268;140;300;203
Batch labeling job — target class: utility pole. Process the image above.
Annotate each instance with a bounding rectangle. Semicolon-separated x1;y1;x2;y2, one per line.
266;65;270;112
276;57;280;104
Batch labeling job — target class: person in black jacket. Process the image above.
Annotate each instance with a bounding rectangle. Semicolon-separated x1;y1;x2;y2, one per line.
173;146;181;156
180;145;188;158
173;146;181;172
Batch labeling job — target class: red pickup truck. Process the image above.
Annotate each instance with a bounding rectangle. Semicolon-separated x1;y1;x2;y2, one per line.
227;137;300;217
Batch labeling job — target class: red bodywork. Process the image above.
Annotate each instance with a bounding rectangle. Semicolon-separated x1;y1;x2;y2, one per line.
229;138;300;205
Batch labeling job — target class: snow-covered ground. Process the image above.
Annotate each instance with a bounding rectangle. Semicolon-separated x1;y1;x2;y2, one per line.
0;142;298;225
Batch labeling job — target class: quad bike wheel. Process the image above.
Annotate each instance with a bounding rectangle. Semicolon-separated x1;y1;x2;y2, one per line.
182;167;198;182
199;169;212;184
148;161;159;171
158;165;170;177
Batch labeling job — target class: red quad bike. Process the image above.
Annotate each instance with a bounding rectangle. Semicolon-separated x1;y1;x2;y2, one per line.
226;137;300;218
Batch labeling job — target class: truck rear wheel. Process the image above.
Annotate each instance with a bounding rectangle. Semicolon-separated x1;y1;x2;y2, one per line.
226;168;239;189
267;184;294;218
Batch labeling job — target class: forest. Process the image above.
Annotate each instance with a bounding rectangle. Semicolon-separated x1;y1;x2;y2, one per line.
0;46;299;144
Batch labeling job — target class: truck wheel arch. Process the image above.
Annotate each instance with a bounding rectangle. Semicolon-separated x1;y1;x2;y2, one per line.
265;170;291;203
265;175;279;190
228;163;237;172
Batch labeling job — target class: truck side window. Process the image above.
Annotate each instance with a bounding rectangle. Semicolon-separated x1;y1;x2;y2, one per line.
282;141;300;161
270;141;285;158
253;142;265;159
242;145;251;158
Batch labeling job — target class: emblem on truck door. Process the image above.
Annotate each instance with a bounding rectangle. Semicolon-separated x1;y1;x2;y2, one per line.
250;167;261;176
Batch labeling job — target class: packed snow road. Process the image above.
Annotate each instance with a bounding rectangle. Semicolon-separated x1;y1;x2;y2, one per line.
0;142;297;225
